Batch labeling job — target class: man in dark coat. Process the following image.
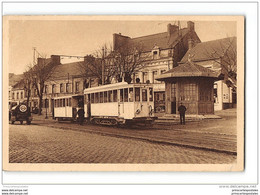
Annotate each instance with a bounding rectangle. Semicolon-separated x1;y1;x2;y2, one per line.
178;103;187;125
77;108;85;125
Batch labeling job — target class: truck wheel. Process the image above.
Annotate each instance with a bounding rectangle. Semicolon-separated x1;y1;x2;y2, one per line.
26;120;31;125
11;121;15;124
20;121;23;124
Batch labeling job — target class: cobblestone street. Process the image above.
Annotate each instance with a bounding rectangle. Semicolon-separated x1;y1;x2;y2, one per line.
9;123;236;164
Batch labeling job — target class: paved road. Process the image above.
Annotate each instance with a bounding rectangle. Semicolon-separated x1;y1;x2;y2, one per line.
9;124;236;164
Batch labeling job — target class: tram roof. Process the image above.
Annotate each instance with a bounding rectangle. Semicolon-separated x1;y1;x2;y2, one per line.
84;82;153;93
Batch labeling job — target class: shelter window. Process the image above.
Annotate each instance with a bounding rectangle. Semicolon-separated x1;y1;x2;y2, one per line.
100;92;104;103
124;88;128;102
135;88;140;102
120;89;123;102
129;88;133;102
104;91;108;103
149;88;153;101
142;89;147;101
113;90;117;102
108;91;112;102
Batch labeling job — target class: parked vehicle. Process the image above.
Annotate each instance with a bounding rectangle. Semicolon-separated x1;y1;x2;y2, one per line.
84;82;157;125
10;103;32;125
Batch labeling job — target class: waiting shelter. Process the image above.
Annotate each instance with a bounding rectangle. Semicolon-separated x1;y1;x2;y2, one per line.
155;61;221;115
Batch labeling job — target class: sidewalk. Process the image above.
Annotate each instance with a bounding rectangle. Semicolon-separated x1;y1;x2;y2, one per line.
31;108;237;154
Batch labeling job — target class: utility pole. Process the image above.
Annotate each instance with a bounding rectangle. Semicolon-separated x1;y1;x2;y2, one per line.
33;47;36;65
101;47;105;85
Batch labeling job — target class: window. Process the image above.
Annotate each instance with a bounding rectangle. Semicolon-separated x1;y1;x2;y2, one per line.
161;69;166;74
129;88;133;102
179;83;196;101
90;94;94;103
142;89;147;101
113;90;117;102
123;88;128;102
100;92;104;103
214;84;218;103
149;88;153;101
66;83;69;93
75;82;80;92
153;50;159;59
52;84;56;94
12;92;14;99
63;99;65;107
60;84;64;93
45;85;48;94
120;89;123;102
135;88;140;102
17;92;19;100
68;98;71;106
143;72;148;83
94;93;99;103
104;91;108;103
108;91;112;102
21;92;23;99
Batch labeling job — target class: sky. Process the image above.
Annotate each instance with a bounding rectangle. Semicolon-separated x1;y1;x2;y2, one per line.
8;20;236;74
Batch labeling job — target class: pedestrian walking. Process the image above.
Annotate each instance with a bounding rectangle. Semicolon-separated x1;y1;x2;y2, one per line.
77;107;85;125
178;103;187;125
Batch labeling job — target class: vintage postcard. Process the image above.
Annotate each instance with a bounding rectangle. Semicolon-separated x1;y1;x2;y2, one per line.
3;15;244;171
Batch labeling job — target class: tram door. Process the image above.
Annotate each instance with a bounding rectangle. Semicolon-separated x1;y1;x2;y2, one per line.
118;89;124;117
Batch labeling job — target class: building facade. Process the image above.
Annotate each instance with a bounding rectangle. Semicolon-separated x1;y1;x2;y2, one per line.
112;21;201;113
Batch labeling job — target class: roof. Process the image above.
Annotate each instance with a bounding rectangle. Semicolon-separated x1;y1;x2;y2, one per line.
181;37;237;63
49;61;86;80
9;73;24;87
155;61;220;81
126;28;189;52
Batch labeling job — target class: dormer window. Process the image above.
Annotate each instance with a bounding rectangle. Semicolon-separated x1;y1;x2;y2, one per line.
152;45;160;59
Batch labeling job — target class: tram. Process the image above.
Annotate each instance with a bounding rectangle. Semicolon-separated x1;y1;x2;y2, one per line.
84;82;157;125
53;94;84;121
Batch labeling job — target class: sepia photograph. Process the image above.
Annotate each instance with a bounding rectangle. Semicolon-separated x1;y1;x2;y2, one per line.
3;15;244;171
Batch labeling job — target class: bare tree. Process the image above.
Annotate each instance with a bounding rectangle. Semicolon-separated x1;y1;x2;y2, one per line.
29;56;56;115
204;37;237;91
22;64;34;107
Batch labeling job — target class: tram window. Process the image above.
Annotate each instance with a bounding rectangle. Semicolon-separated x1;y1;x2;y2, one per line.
104;91;108;103
94;93;99;103
142;89;147;101
59;99;62;107
129;88;133;102
63;99;65;107
108;91;112;102
113;90;117;102
120;89;123;102
100;92;104;103
124;88;128;102
149;88;153;101
135;88;140;102
91;93;94;103
69;98;71;106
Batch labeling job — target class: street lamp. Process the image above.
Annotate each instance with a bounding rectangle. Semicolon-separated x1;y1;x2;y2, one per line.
45;89;48;119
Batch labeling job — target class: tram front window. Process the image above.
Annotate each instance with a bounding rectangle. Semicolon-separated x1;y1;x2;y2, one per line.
129;88;133;102
142;89;147;101
124;88;128;102
135;88;140;102
108;91;112;102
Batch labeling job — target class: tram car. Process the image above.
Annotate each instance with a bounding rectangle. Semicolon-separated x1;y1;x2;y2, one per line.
84;82;157;125
9;103;32;125
53;95;84;121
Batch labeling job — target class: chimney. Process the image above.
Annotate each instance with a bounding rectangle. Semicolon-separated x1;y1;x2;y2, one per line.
37;57;45;65
113;33;130;50
167;23;179;37
187;21;195;31
51;55;60;65
188;39;195;50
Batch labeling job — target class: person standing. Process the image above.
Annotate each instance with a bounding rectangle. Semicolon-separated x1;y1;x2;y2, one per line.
178;103;187;125
77;107;85;125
